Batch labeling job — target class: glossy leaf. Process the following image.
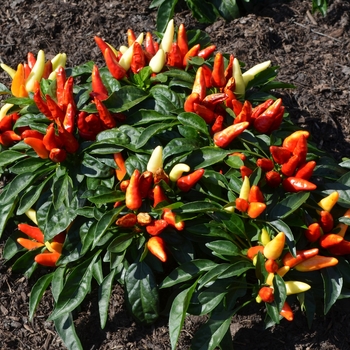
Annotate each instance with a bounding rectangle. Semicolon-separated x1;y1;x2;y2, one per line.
54;313;83;350
322;266;343;315
98;269;116;329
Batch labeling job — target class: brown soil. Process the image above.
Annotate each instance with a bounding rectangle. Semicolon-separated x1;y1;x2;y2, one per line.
1;0;350;349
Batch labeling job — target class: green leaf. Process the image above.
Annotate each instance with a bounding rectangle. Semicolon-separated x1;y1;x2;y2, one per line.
29;273;54;321
0;150;27;166
81;153;114;178
176;201;222;214
169;280;198;350
160;259;218;288
156;0;178;33
93;207;123;248
0;82;11;94
2;231;23;261
127;109;176;126
150;85;184;113
177;112;210;136
9;157;50;174
107;232;136;253
269;219;296;256
125;261;159;324
212;0;240;20
180;146;230;169
51;266;67;303
312;0;328;16
54;313;83;350
322;266;343;314
163;138;203;161
0;197;18;239
11;248;40;277
186;0;218;23
49;251;100;320
190;310;233;350
205;240;241;260
136;122;177;148
269;192;310;220
98;269;116;329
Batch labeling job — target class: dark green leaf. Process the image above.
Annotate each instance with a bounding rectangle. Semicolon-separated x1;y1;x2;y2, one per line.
54;313;83;350
136;122;177;148
161;259;218;288
51;266;67;302
150;85;184;113
98;269;116;329
169;281;198;350
177;112;210;136
0;197;18;239
49;251;100;320
29;273;54;321
127;109;176;126
0;150;27;166
156;0;178;33
212;0;240;20
125;261;159;324
269;220;296;256
269;192;310;220
186;0;218;23
322;266;343;314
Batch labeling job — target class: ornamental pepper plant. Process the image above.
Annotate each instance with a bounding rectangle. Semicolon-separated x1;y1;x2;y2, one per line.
1;18;350;350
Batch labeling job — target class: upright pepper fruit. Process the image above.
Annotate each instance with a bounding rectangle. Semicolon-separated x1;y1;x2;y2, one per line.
147;236;167;262
263;232;285;260
125;169;142;211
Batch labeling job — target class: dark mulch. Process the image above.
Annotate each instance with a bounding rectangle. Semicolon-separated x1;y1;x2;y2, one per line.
1;0;350;349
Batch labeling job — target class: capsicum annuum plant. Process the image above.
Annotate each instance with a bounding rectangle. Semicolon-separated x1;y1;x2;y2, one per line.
0;17;349;350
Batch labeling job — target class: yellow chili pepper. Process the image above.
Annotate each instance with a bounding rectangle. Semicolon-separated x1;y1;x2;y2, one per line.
318;191;339;212
263;231;285;260
285;281;311;295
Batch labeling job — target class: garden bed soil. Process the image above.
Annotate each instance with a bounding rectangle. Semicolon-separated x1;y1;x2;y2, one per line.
1;0;350;349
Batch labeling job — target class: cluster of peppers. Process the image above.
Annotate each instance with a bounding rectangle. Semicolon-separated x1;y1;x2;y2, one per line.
247;228;338;321
305;191;350;255
113;146;204;262
0;50;67;148
15;210;65;267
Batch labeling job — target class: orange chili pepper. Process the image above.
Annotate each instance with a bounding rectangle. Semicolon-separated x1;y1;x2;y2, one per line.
147;236;167;262
91;64;109;100
114;152;127;181
282;248;319;268
24;137;49;159
125;169;142;211
213;122;249;148
17;238;44;250
211;52;226;88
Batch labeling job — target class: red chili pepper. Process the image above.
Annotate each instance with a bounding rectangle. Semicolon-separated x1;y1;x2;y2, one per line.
45;94;65;128
183;44;200;68
145;32;156;57
23;63;31;80
49;148;67;163
256;158;274;172
293;134;308;166
35;252;61;267
198;45;216;60
146;219;168;236
240;165;253;179
56;66;66;109
63;103;75;134
265;259;279;273
281;154;300;177
58;128;79;153
139;171;154;198
27;52;36;69
184;92;200;113
253;98;283;133
265;170;281;188
201;64;213;88
127;28;136;47
0;114;14;132
94;97;116;129
282;248;319;268
130;41;146;74
202;93;228;110
85;113;103;134
248;185;265;203
62;77;75;112
235;197;249;213
24;137;50;159
177;168;204;192
283;130;310;152
125;169;142;211
104;47;127;80
258;286;274;303
319;210;334;233
282;177;317;192
21;129;44;140
91;65;109;100
18;223;45;243
328;240;350;255
213;122;249;148
192;67;206;101
211;52;226;88
247;245;264;260
193;103;216;124
17;238;44;250
42;60;53;79
234;100;252;124
305;222;322;242
94;36;116;59
224;54;234;81
247;202;266;219
114;152;127;181
319;233;343;248
294;255;338;271
268;105;285;132
153;185;169;207
269;145;292;165
166;42;183;69
211;115;224;135
147;236;167;262
231;98;244;117
280;301;294;321
116;213;137;227
162;208;185;231
153;168;170;185
177;23;188;60
294;160;316;180
43;123;63;151
33;82;53;120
